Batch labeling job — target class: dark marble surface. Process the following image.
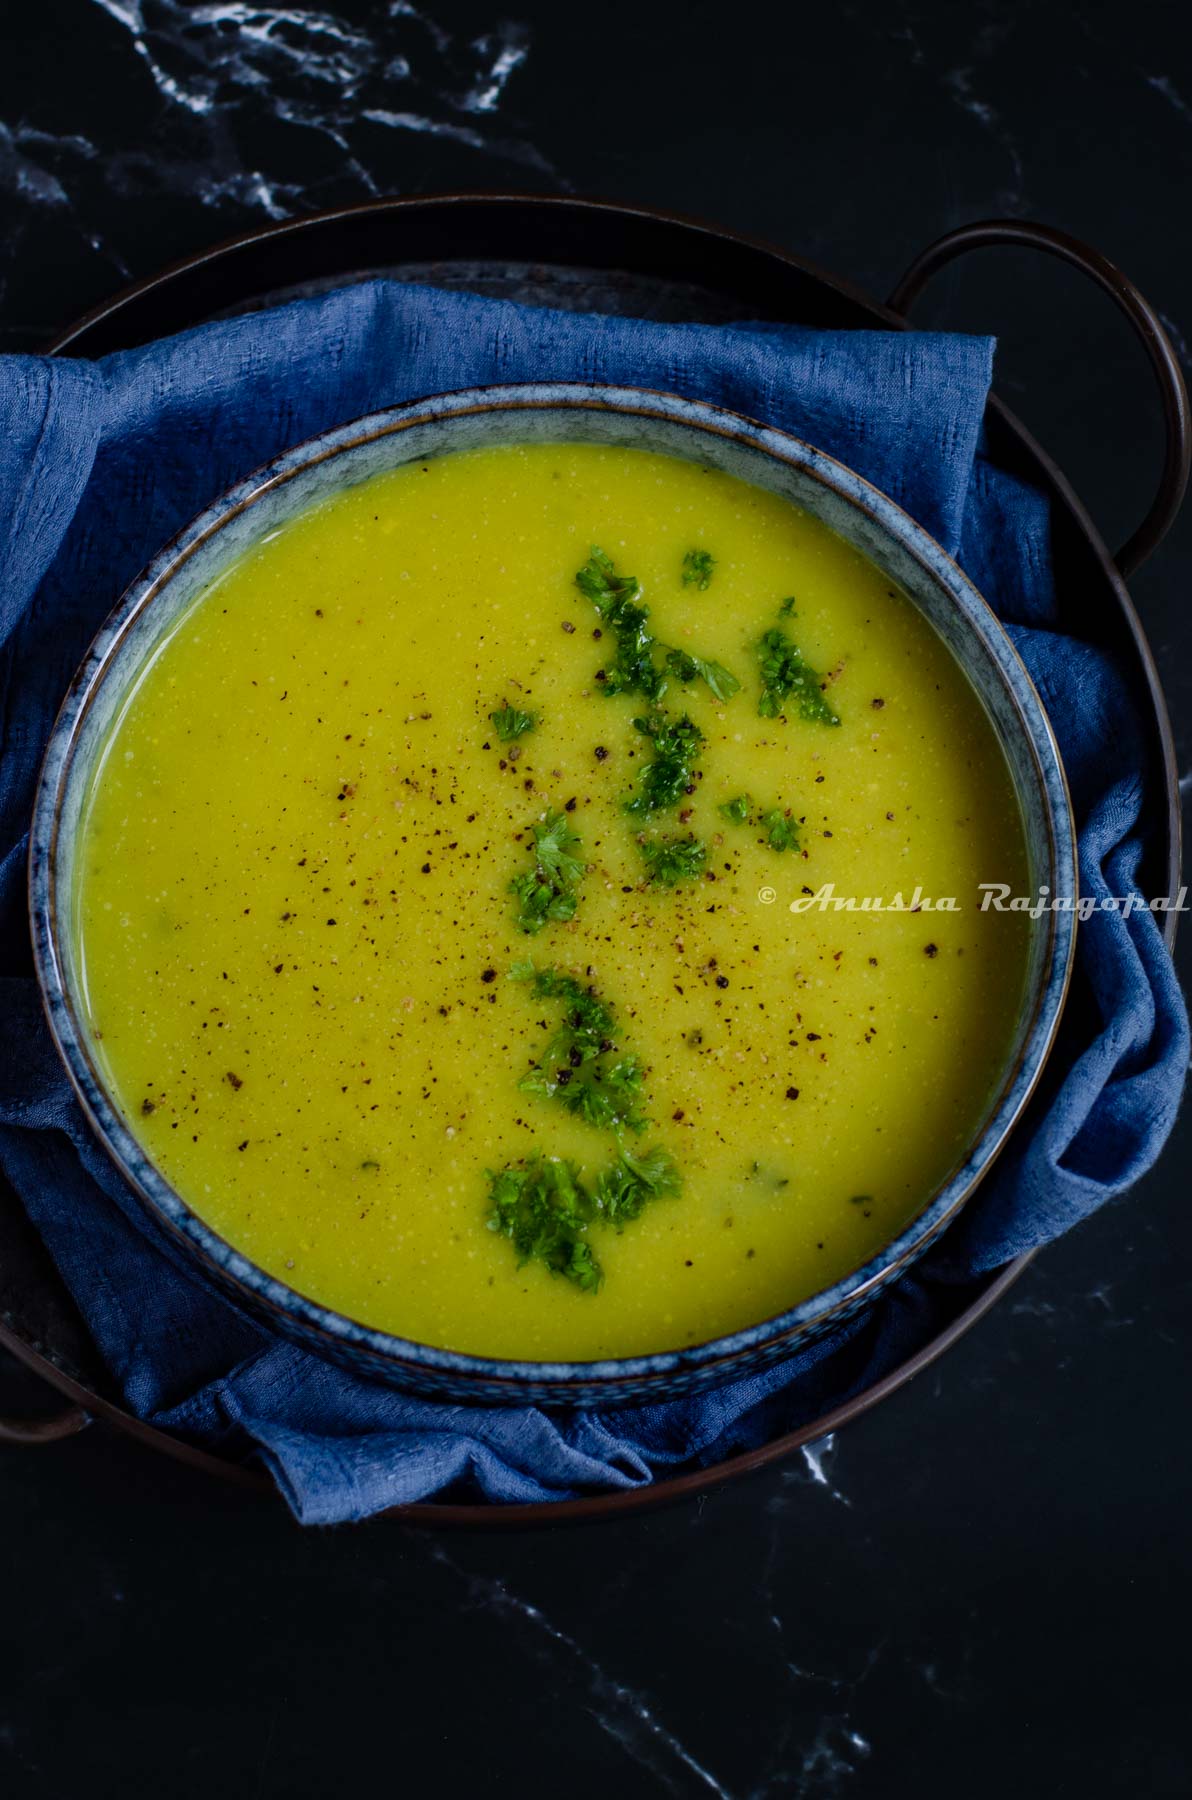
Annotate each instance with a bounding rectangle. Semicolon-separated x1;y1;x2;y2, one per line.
2;2;1191;1794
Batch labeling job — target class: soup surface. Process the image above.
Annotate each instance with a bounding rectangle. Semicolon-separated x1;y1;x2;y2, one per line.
75;442;1029;1360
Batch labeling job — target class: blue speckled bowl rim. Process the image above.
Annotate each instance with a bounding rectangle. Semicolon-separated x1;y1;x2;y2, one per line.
29;383;1078;1398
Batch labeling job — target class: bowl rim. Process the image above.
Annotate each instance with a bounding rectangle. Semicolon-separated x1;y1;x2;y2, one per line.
28;380;1079;1392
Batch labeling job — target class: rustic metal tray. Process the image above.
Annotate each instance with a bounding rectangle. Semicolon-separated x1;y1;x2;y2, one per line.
1;195;1185;1524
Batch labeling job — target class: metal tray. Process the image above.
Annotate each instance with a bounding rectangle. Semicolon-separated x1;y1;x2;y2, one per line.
1;195;1186;1525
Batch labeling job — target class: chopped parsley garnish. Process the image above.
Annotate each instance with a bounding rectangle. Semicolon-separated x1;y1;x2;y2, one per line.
756;618;840;725
720;793;801;852
681;548;716;591
593;1144;683;1223
778;596;797;616
510;811;585;934
514;966;616;1061
575;547;738;705
624;710;705;816
664;647;740;702
575;544;643;614
487;1142;683;1290
487;544;794;1293
520;1057;646;1134
575;547;665;701
513;965;647;1134
759;808;801;853
489;703;536;742
639;833;707;886
486;1155;601;1291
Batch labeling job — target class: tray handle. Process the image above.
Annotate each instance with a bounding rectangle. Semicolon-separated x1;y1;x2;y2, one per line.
887;218;1191;581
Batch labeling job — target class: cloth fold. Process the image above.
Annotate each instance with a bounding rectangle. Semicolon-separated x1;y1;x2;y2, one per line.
0;281;1184;1522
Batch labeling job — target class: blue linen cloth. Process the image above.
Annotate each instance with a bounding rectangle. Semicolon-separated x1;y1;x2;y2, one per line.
0;282;1186;1523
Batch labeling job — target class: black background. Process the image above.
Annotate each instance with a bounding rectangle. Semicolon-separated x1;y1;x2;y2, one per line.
2;2;1190;1794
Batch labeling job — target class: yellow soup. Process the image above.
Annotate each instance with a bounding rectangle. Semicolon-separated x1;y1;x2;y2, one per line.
74;442;1029;1360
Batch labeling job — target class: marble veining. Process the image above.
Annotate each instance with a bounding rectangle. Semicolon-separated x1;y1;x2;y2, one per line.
428;1524;889;1800
425;1543;734;1798
793;1721;873;1795
1146;73;1192;122
761;1434;851;1512
751;1634;883;1798
798;1436;853;1507
881;11;1027;214
0;0;559;308
86;0;539;148
942;58;1026;211
734;1434;883;1796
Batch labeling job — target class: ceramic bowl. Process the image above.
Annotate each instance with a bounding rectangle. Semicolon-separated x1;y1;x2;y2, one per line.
30;384;1077;1405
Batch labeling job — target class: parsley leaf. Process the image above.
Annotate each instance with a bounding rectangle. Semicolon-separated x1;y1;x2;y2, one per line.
515;966;616;1063
575;547;739;704
510;811;585;934
489;703;536;742
593;1144;683;1224
719;793;802;851
576;547;666;702
575;544;641;612
492;974;686;1285
521;1057;647;1134
639;834;707;886
664;647;741;702
514;966;647;1134
533;812;584;887
759;808;801;853
624;710;705;816
486;1142;683;1287
756;622;840;725
486;1155;602;1291
681;548;716;591
778;596;797;616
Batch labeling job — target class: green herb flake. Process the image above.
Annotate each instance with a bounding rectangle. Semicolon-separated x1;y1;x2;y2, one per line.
493;974;686;1285
719;794;801;851
486;1141;683;1288
759;808;801;853
756;621;840;726
510;811;585;934
575;544;642;613
664;647;741;703
521;1057;647;1135
639;833;707;886
486;1155;602;1291
624;710;705;816
778;596;797;616
681;548;716;591
575;546;738;704
514;966;617;1063
489;703;536;742
593;1144;683;1225
575;547;665;702
514;967;647;1134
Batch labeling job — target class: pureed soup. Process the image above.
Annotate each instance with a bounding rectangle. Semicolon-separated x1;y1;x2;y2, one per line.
74;442;1030;1361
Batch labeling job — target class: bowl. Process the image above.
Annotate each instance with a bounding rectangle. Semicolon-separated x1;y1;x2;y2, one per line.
29;383;1077;1405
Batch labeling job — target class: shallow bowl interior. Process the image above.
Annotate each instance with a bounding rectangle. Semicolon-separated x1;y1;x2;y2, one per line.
31;384;1077;1406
